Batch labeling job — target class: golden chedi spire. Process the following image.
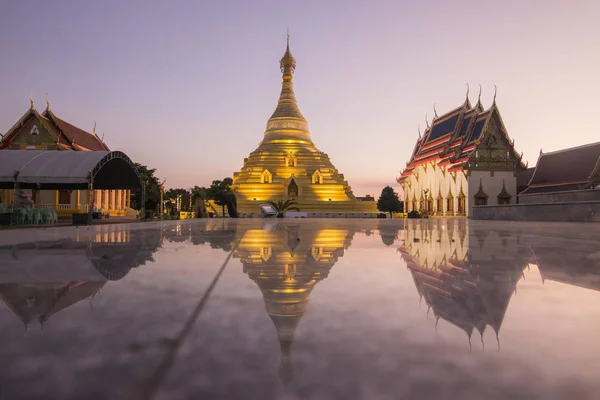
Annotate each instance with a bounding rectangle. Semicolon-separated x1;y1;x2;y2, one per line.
263;34;312;145
230;36;378;216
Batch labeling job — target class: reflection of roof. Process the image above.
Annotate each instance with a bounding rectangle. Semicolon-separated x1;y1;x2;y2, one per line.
529;246;600;292
405;248;526;348
0;281;105;327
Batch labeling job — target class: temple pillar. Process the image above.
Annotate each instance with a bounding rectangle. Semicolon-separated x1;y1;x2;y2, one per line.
54;190;59;210
76;190;81;211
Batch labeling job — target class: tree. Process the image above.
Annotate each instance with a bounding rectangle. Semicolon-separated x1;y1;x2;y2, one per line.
377;186;403;217
267;199;300;218
206;178;238;217
133;163;161;212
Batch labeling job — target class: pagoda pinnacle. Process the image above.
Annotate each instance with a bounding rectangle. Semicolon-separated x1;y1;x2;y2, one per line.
280;33;296;79
262;35;312;145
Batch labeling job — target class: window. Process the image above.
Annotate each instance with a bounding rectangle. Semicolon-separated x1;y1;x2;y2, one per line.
475;196;488;206
288;179;298;197
59;190;71;205
436;198;443;213
446;197;454;213
458;197;465;213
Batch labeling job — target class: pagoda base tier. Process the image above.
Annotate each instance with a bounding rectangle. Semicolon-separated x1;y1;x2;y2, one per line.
236;199;377;216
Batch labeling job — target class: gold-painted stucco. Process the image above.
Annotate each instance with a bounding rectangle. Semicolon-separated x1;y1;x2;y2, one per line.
231;38;376;215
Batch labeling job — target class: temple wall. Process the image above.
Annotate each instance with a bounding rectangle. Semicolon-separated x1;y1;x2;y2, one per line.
518;189;600;204
467;171;517;216
472;201;600;222
402;164;468;216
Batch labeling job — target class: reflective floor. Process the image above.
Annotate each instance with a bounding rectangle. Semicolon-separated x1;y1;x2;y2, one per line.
0;219;599;400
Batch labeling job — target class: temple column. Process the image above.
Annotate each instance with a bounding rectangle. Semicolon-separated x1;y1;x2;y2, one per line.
76;190;81;211
54;190;59;210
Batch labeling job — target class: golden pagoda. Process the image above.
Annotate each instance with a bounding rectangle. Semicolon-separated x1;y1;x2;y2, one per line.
234;223;355;387
231;37;377;216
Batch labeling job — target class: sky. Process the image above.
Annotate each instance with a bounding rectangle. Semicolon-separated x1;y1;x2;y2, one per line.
1;0;599;196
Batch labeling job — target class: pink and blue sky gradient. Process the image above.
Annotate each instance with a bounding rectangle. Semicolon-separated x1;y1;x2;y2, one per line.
1;0;599;196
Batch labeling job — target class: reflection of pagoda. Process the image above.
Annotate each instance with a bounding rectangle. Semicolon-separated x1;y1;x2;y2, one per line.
400;220;527;350
234;223;354;387
0;225;164;332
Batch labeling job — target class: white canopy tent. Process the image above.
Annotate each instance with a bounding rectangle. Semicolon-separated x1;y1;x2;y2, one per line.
0;150;143;190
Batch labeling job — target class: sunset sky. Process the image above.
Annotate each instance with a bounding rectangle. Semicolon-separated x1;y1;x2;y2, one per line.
1;0;599;196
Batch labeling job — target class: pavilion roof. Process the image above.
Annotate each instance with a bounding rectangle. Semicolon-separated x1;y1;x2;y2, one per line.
521;141;600;194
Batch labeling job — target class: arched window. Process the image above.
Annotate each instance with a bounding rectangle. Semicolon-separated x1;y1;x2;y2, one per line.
312;170;323;184
261;169;273;184
288;179;298;197
473;179;488;206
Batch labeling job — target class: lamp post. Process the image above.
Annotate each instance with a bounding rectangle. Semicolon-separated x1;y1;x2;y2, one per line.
160;179;166;220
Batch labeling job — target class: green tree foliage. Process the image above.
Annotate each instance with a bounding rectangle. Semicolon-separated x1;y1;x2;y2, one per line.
206;178;238;217
133;163;161;211
267;199;300;218
377;186;403;217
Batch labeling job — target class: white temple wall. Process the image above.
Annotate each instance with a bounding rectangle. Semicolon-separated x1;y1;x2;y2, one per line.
468;171;518;216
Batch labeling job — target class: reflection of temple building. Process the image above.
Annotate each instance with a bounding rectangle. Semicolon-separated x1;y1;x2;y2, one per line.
0;225;164;331
525;245;600;292
399;220;527;350
234;223;354;386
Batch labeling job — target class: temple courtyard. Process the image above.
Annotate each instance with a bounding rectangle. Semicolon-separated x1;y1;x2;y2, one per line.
0;218;599;399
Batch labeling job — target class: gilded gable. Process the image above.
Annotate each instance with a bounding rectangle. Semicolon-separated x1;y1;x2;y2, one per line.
6;114;57;150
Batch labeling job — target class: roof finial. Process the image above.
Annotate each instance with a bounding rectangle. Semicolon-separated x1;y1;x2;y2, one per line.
29;92;34;110
425;114;430;129
465;83;470;100
418;124;421;139
493;85;497;104
539;148;543;155
101;132;105;142
477;84;482;104
433;103;438;118
45;93;50;110
280;30;296;76
93;121;97;134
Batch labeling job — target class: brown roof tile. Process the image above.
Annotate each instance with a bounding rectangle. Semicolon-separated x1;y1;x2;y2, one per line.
45;112;109;151
529;142;600;187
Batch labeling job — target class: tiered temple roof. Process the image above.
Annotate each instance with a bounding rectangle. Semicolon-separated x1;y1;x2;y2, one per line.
520;141;600;194
400;245;525;350
0;99;109;151
397;91;524;183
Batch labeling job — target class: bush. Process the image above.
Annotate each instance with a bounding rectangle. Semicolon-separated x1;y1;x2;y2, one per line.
407;211;421;219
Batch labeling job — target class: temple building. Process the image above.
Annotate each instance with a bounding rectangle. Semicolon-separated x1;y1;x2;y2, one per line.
231;38;377;216
0;98;131;216
520;141;600;195
397;89;527;217
234;223;355;387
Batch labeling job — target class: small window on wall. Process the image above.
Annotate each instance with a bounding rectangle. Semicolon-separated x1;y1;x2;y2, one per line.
59;190;71;205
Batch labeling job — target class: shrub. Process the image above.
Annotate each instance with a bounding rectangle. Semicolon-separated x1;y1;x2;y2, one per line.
407;211;421;219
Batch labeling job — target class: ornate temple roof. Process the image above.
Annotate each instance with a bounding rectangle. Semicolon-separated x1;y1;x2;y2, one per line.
397;90;524;183
0;100;109;151
520;141;600;194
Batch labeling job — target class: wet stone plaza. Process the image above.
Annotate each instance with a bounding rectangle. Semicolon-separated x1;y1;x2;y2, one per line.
0;219;599;400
